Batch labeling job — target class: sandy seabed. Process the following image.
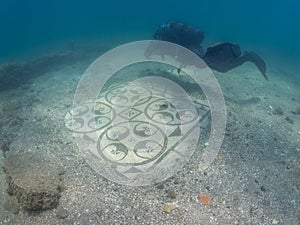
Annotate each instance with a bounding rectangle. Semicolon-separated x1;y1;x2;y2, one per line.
0;43;299;225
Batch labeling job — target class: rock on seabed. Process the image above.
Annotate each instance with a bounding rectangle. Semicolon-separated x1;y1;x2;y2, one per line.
3;151;64;211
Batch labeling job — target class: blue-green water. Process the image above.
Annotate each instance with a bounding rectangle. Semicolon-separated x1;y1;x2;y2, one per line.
0;1;300;223
1;0;300;79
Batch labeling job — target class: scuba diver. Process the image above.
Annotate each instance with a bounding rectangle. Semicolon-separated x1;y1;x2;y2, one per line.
151;22;268;80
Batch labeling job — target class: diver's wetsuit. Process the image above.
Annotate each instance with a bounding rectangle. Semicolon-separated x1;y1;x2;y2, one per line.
153;22;268;80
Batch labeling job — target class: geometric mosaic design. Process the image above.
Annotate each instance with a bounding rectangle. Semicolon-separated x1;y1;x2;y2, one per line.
65;79;211;185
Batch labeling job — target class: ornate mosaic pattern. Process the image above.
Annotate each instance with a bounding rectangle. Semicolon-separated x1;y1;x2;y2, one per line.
65;78;211;185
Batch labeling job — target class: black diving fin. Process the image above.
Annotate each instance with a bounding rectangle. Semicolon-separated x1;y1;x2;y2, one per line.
203;42;268;80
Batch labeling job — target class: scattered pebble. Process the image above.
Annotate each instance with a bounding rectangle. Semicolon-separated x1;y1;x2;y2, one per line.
155;183;164;190
218;153;225;160
167;189;177;199
32;96;41;103
56;206;69;219
285;116;294;124
198;194;211;206
286;162;295;170
273;107;284;115
163;202;176;213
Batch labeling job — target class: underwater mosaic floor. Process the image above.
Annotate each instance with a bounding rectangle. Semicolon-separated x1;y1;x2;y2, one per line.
65;79;211;186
